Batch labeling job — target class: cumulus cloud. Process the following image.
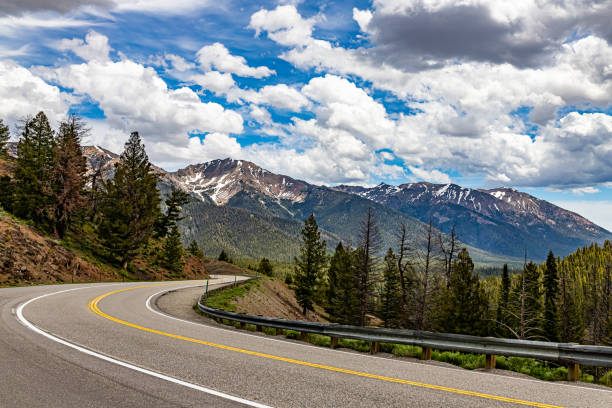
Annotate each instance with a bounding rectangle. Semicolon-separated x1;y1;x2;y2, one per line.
196;42;274;78
0;60;68;127
357;0;612;69
249;5;316;47
41;31;243;168
57;30;111;62
249;4;612;188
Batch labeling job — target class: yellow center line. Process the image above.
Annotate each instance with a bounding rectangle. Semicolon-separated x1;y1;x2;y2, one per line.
88;284;565;408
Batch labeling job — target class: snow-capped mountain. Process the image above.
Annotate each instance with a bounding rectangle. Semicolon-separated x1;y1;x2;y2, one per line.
336;182;611;259
170;158;309;205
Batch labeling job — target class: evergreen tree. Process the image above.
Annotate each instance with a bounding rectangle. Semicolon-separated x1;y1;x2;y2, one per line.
0;175;13;212
379;248;402;328
13;112;56;225
543;251;560;341
294;214;327;315
98;132;160;268
355;207;382;326
155;188;190;238
435;248;489;336
218;250;230;262
329;243;360;325
188;240;204;259
0;118;9;156
559;263;584;343
495;264;511;337
257;257;273;276
52;115;87;238
326;242;343;316
162;225;183;274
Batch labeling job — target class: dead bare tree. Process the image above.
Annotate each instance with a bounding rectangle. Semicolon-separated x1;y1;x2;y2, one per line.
438;224;458;289
396;223;413;328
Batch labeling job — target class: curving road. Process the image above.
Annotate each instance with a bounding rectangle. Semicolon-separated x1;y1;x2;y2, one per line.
1;277;611;407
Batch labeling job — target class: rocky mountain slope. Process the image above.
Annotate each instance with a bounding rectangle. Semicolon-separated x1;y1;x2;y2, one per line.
335;182;611;259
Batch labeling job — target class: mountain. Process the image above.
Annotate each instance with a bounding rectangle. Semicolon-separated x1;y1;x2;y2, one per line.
335;182;611;260
168;158;440;261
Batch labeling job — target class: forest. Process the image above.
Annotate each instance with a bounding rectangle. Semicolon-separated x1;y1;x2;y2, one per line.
0;112;204;278
291;209;612;351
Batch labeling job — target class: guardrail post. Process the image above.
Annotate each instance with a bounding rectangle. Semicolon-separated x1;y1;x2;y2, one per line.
239;322;246;329
370;341;380;354
276;328;283;336
485;354;496;369
421;347;432;360
330;337;339;349
567;363;580;382
300;331;308;341
256;324;263;332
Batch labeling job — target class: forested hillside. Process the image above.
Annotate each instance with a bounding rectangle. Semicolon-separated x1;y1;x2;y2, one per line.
0;113;210;284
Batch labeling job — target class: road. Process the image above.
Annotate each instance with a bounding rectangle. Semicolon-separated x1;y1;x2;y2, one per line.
1;277;610;407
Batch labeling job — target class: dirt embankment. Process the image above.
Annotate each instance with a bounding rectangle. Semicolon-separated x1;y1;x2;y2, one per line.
0;215;112;285
0;213;209;286
234;278;329;323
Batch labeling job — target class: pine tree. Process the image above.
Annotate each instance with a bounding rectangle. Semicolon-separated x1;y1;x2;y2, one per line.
155;188;190;238
0;118;9;156
543;251;560;341
162;225;184;274
294;214;327;315
379;248;402;328
355;207;382;326
188;240;204;259
329;243;360;325
435;248;489;336
326;242;343;316
218;250;229;262
13;112;56;225
98;132;160;268
559;263;584;343
52;115;87;238
496;264;511;337
257;257;273;276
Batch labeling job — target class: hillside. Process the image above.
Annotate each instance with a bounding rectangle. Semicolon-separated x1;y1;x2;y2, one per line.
336;182;611;260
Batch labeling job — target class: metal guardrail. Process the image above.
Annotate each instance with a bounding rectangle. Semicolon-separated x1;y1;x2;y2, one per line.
197;285;612;373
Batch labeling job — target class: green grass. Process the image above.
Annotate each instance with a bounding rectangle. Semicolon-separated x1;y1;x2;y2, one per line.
204;279;260;312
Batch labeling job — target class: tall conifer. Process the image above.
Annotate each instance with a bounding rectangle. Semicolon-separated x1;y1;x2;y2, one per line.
98;132;160;268
435;248;489;336
53;115;87;237
379;248;402;328
543;251;560;341
13;112;56;225
294;214;327;315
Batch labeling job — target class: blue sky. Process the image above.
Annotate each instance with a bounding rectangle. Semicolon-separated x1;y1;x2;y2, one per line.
1;0;612;229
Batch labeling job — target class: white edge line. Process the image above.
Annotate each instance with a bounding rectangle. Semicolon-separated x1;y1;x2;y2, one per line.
146;284;612;395
15;283;272;408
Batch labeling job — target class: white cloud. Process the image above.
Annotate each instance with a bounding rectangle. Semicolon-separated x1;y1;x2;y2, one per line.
57;30;111;62
571;186;600;195
408;166;451;184
165;53;195;72
0;13;95;37
227;83;309;111
0;60;68;127
249;4;612;188
249;5;316;47
196;42;274;78
191;71;235;94
39;32;244;168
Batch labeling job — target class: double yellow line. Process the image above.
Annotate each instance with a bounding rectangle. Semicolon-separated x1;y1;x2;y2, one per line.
89;284;564;408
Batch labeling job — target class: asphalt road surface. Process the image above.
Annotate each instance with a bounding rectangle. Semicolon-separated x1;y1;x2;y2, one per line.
2;277;611;407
